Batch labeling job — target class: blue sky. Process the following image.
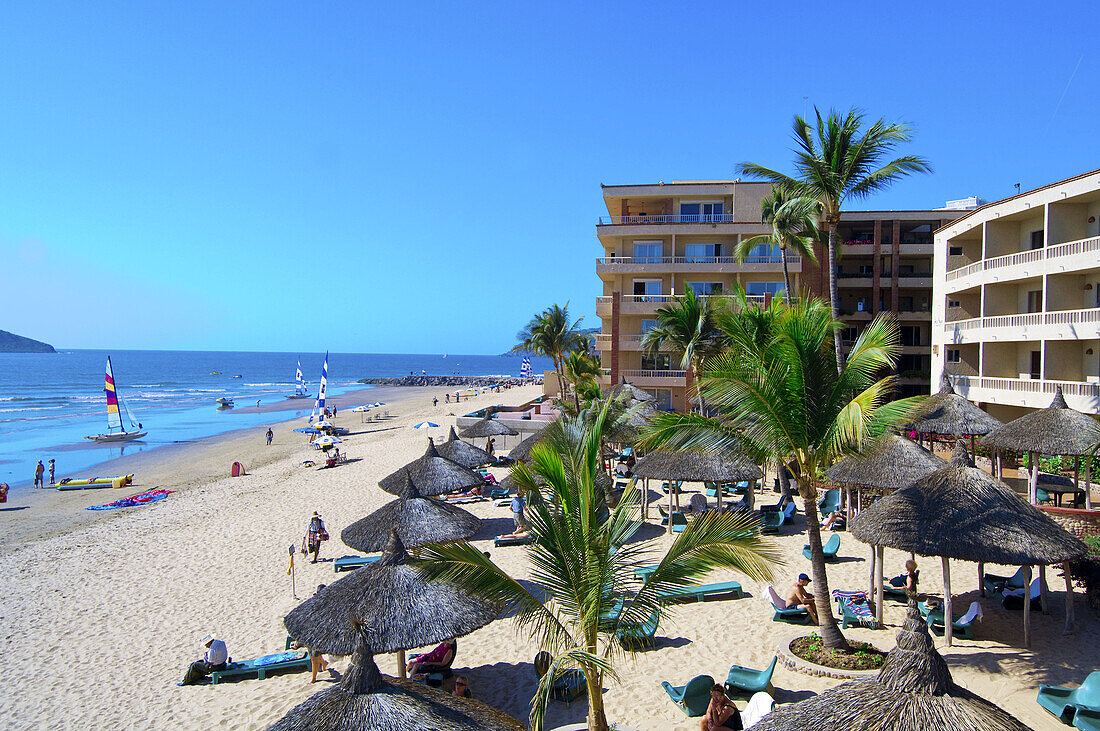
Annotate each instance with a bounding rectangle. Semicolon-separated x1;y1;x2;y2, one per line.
2;2;1097;353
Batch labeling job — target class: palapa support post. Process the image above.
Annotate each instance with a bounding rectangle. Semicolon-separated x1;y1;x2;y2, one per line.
1086;457;1093;511
1075;457;1080;507
716;479;723;512
642;477;649;521
995;452;1002;480
970;435;977;462
1029;452;1039;505
1040;565;1050;615
875;546;885;626
398;649;407;679
942;555;954;647
1064;561;1076;635
667;480;674;536
978;561;985;597
1023;564;1033;649
868;544;877;599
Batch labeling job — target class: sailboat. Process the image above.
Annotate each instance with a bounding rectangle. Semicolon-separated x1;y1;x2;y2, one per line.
85;356;147;442
285;359;311;399
308;353;329;425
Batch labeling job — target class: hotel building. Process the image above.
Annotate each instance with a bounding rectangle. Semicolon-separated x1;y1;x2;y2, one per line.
931;169;1100;419
595;180;966;410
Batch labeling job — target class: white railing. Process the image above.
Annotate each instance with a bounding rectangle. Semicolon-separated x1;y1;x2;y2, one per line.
945;235;1100;283
598;214;738;225
620;369;687;379
596;255;794;265
597;294;768;306
944;308;1100;333
951;375;1100;400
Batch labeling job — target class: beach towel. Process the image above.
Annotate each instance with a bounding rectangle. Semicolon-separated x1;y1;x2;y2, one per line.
86;489;173;511
246;650;307;668
832;589;878;628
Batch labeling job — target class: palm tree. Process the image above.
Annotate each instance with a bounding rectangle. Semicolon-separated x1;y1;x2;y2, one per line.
738;107;931;369
561;350;602;411
513;303;586;400
640;286;727;413
733;186;819;302
640;296;919;650
417;402;779;731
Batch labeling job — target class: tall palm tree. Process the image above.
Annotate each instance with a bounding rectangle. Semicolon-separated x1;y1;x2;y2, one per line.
561;350;602;411
640;296;919;650
738;107;931;369
733;186;820;302
417;402;779;731
513;303;586;400
640;287;727;413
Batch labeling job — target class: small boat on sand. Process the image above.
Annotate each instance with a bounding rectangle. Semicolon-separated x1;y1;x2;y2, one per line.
57;474;134;490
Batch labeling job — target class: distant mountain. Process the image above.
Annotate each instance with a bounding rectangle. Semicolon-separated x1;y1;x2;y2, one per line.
0;330;56;353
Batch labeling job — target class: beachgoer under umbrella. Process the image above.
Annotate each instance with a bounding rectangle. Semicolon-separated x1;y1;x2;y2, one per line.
290;584;332;682
453;675;472;698
303;512;329;563
181;634;228;685
485;437;495;459
406;638;457;676
34;460;44;489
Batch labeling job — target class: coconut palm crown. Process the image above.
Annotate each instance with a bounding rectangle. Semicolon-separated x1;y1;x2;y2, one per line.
513;303;587;401
733;185;820;302
640;286;728;412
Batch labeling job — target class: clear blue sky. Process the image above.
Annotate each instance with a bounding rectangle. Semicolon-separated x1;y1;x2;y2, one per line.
2;2;1097;353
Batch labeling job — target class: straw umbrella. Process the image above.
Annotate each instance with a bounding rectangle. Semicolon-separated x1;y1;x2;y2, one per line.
751;601;1030;731
903;374;1002;459
436;427;493;469
850;443;1087;646
341;472;481;553
285;530;502;678
633;450;762;533
379;441;485;497
982;387;1100;509
607;376;655;402
459;415;519;439
507;429;547;463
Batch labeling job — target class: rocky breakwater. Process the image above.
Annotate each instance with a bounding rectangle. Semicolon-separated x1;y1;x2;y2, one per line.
358;375;530;387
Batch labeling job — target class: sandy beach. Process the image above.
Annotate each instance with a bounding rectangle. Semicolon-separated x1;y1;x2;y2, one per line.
0;383;1086;729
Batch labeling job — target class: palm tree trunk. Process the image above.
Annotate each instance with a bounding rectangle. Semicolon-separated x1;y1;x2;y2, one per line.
781;247;792;304
827;223;843;375
689;357;706;415
777;458;793;501
801;480;849;650
585;667;609;731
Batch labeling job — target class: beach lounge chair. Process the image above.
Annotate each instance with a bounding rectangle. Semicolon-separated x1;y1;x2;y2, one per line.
664;581;744;603
617;606;660;650
817;488;841;516
928;600;983;639
661;480;683;494
767;586;810;623
832;590;879;629
334;555;380;573
803;533;841;562
1076;709;1100;731
489;487;510;499
983;566;1027;596
662;674;715;717
689;494;708;514
1001;577;1042;611
1038;671;1100;725
210;649;310;684
783;501;797;520
634;564;659;582
656;505;670;526
760;507;785;534
534;651;586;703
670;511;688;533
881;574;909;601
494;534;534;547
1036;487;1056;506
724;655;777;696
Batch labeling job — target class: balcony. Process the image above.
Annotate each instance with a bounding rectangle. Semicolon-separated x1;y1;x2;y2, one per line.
942;308;1100;344
599;214;738;225
596;255;798;275
619;369;688;387
944;235;1100;293
594;333;673;352
950;375;1100;413
596;294;766;317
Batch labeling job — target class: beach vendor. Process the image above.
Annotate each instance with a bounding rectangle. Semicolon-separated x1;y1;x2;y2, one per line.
303;512;329;563
786;573;818;625
703;683;743;730
181;634;229;685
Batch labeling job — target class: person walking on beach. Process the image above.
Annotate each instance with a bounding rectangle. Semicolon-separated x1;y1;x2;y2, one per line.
510;491;526;532
304;512;329;563
266;428;273;446
433;397;438;408
445;393;450;404
48;459;55;486
34;460;44;489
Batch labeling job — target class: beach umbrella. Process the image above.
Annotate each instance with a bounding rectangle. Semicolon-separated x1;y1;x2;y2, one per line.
607;376;655;402
312;435;343;448
436;427;493;469
459;414;518;439
750;601;1030;731
413;421;440;430
982;387;1100;508
634;448;762;533
826;434;946;493
341;471;480;553
293;427;321;435
379;441;484;497
507;429;547;463
350;405;371;413
850;442;1087;645
902;375;1002;451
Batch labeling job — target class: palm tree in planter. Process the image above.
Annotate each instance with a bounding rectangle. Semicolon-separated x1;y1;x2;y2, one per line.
738;107;931;369
417;401;778;731
640;296;920;650
732;186;820;303
640;286;727;413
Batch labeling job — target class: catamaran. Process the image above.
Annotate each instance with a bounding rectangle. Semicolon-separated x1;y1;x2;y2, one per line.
308;353;329;424
285;359;311;399
85;356;147;442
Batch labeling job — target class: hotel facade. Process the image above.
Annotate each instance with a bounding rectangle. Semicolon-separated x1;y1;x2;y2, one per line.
595;180;966;410
931;169;1100;419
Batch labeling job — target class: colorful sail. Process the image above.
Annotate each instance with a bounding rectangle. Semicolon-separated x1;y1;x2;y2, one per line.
105;357;122;432
294;360;306;396
315;352;328;411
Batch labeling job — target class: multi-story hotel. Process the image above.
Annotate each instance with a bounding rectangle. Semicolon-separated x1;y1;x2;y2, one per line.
595;180;967;409
932;168;1100;419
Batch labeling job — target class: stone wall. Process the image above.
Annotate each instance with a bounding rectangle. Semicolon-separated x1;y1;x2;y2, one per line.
1040;506;1100;539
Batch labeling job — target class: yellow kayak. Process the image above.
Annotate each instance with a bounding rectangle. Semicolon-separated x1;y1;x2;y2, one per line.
56;474;134;490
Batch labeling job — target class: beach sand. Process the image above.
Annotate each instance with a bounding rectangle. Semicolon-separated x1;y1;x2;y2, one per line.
0;384;1086;730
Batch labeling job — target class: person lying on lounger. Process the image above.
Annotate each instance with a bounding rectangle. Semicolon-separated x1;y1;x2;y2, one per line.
406;638;456;676
444;484;484;500
821;510;847;530
497;529;531;541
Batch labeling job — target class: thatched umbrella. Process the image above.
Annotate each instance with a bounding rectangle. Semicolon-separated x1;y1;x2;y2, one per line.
507;429;547;463
634;450;763;533
341;472;481;553
982;387;1100;509
850;442;1088;646
903;374;1002;458
270;622;523;731
459;415;519;439
285;531;501;676
608;376;654;402
379;441;485;497
751;601;1029;731
435;427;493;469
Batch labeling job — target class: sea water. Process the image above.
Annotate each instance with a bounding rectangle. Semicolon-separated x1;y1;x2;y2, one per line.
0;350;551;491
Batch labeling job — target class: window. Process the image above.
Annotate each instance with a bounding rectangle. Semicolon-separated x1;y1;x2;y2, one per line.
632;279;662;296
684;243;720;262
1026;290;1042;313
1030;230;1045;250
679;201;724;222
949;246;964;256
687;282;723;296
632;241;663;262
641;353;672;371
840;327;859;344
746;243;781;262
1030;351;1041;380
640;319;657;334
859;264;875;275
948;299;961;308
901;326;922;346
652;389;673;411
899;296;914;312
946;349;961;363
745;281;785;297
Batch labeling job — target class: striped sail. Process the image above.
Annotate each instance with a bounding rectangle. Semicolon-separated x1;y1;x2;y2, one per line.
315;352;328;410
295;360;306;396
105;357;123;432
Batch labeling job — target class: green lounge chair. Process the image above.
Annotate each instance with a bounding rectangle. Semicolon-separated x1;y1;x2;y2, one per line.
670;511;687;533
1036;487;1056;506
1001;577;1042;611
803;533;840;562
662;480;683;494
634;564;659;581
495;534;533;547
534;650;586;703
882;573;909;601
617;606;660;650
836;596;868;629
927;601;983;639
760;508;785;534
657;505;670;527
210;649;310;684
334;554;380;573
817;488;841;516
1038;671;1100;725
1076;708;1100;731
489;487;510;499
767;586;810;623
725;656;777;696
662;674;715;717
983;566;1027;596
665;580;744;602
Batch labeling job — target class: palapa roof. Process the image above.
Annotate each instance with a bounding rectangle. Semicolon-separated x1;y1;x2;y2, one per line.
849;443;1087;566
981;387;1100;456
341;472;481;553
633;450;762;482
459;414;518;438
284;531;501;656
435;427;493;468
903;375;1003;436
751;602;1029;731
826;434;946;491
379;440;485;496
607;377;655;402
495;465;613;495
507;429;547;462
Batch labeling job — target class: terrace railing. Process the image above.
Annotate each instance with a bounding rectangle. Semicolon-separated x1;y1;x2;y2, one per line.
945;235;1100;283
598;214;738;225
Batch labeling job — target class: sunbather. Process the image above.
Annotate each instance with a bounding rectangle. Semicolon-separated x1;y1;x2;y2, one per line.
821;510;846;530
406;638;456;676
702;683;743;730
446;484;484;500
785;573;818;625
181;634;229;685
497;528;531;541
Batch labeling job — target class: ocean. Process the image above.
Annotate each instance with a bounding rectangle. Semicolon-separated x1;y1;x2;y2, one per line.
0;349;551;491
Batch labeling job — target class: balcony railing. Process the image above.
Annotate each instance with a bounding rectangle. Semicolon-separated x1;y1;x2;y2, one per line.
944;307;1100;333
597;255;797;265
620;369;687;380
945;235;1100;283
598;214;738;225
596;294;767;306
950;375;1100;401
